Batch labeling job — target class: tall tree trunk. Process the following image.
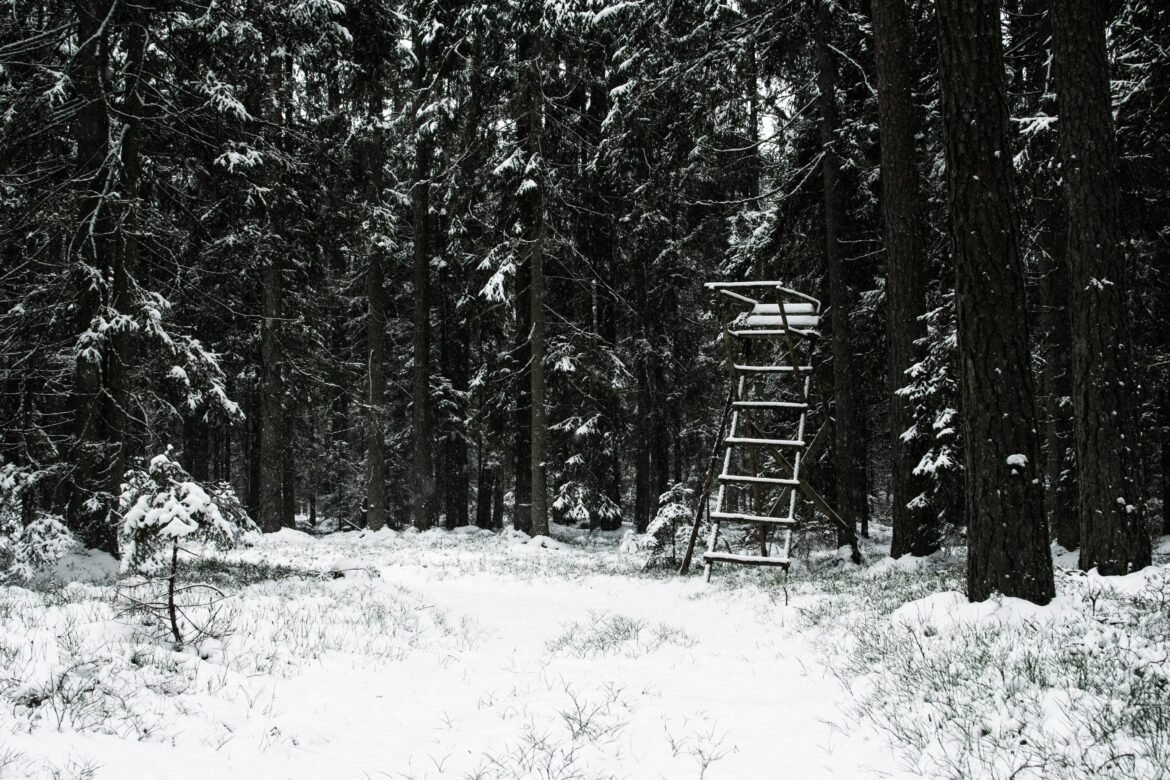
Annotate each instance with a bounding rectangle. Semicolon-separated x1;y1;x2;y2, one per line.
1011;0;1078;551
519;23;549;538
816;1;867;545
1050;0;1150;574
873;0;935;557
68;0;117;554
1040;232;1078;549
936;0;1054;604
108;13;147;513
259;259;284;533
513;259;533;534
365;106;388;532
410;27;437;531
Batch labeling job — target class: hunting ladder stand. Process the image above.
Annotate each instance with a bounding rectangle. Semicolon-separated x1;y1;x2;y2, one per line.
679;281;861;580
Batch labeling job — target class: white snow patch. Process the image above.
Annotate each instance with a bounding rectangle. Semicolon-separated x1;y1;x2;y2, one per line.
49;547;119;584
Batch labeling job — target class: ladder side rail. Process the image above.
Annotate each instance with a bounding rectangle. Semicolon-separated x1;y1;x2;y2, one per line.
678;388;734;575
770;286;807;381
715;288;760;307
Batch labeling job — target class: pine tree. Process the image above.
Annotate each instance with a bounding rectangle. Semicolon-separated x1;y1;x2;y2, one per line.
872;0;936;557
1050;0;1151;574
936;0;1054;604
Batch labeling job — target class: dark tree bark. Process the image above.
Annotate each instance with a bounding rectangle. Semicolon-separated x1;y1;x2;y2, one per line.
873;0;936;557
258;259;284;533
518;21;549;538
816;1;867;545
1041;247;1078;550
68;0;118;554
281;449;296;527
245;390;261;519
1050;0;1150;574
512;259;533;534
936;0;1054;603
183;414;210;483
410;24;437;531
475;449;494;529
364;107;388;532
439;291;471;530
1162;424;1169;536
108;12;147;506
1011;0;1078;551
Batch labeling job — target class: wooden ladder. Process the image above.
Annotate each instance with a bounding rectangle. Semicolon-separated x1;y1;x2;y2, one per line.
700;282;821;580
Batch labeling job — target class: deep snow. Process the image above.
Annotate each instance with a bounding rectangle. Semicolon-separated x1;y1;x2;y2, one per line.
4;523;1168;780
0;525;913;780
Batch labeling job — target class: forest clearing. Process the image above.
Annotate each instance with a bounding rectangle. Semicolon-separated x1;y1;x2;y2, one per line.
3;0;1170;777
2;524;1168;780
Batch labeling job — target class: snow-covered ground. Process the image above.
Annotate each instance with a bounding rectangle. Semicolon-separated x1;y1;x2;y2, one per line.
1;525;1168;779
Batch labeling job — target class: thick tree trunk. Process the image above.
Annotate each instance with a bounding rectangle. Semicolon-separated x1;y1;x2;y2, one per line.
936;0;1054;603
816;2;867;546
1050;0;1150;574
873;0;936;557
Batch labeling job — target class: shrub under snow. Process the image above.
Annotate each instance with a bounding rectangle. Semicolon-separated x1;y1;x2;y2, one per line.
0;461;76;582
119;449;254;573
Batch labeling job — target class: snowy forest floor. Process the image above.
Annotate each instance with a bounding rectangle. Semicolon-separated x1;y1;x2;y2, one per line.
2;524;1169;780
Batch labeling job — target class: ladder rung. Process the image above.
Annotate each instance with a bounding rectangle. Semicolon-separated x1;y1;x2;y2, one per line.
752;303;817;316
734;364;814;373
703;551;791;568
718;474;799;487
732;401;808;410
725;437;805;448
709;511;797;526
730;328;818;339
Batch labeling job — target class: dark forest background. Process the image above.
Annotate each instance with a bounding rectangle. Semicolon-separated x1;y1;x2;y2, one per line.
1;1;1167;590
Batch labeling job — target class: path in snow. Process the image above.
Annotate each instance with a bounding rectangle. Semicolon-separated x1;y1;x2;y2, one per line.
4;530;916;779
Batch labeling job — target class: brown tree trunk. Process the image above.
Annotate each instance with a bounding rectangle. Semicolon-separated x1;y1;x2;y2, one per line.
1050;0;1150;574
816;1;867;546
873;0;936;557
936;0;1054;603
